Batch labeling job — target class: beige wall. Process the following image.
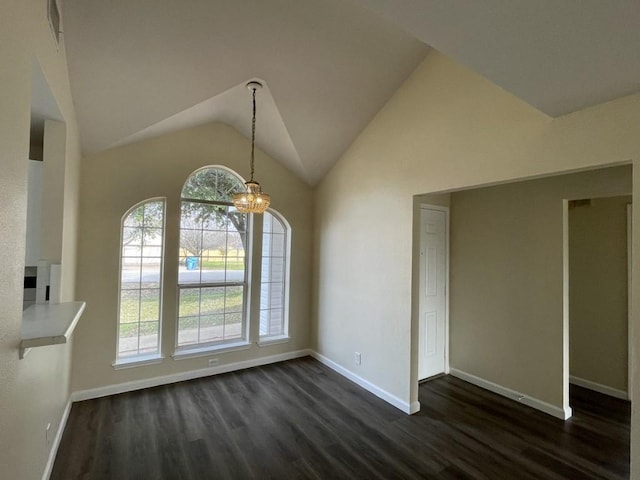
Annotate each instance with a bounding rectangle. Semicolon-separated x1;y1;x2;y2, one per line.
314;50;640;470
3;4;640;475
72;122;313;392
0;1;82;479
569;195;631;393
449;168;631;408
630;164;640;478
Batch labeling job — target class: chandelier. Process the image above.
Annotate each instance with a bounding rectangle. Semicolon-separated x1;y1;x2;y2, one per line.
232;81;271;214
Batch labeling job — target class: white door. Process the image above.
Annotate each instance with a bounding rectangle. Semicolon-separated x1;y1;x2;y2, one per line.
418;207;447;380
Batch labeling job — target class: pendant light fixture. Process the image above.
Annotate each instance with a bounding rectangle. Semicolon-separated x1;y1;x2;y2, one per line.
232;81;271;214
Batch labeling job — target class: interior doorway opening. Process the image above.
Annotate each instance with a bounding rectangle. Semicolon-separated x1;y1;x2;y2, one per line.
412;165;633;427
566;195;633;404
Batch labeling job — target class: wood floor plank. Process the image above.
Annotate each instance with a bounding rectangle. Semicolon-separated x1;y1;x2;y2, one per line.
51;357;629;479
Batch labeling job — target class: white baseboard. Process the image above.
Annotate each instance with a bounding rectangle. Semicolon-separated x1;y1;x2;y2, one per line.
450;368;572;420
310;351;419;414
42;398;72;480
569;375;629;400
72;349;311;402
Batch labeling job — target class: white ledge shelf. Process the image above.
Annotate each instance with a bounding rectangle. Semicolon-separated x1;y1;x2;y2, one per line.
20;301;86;359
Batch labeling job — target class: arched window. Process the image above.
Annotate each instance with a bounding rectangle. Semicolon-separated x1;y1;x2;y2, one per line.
177;167;249;349
259;211;290;341
116;198;165;364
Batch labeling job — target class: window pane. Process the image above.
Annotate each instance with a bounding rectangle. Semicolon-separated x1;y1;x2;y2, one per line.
123;206;144;227
200;204;227;231
118;323;140;356
142;228;163;257
272;219;284;235
177;286;245;347
179;288;201;317
143;227;163;243
180;228;202;257
141;261;161;288
119;290;140;323
225;286;243;313
139;289;160;321
117;199;164;361
260;309;283;337
227;209;246;233
179;201;249;285
177;316;199;346
143;202;164;228
121;263;141;290
225;256;245;283
200;287;224;314
262;258;284;282
178;168;250;350
200;314;224;343
181;167;245;202
260;283;270;309
200;255;228;283
268;283;284;305
268;234;286;256
139;321;159;354
180;202;203;228
123;247;142;260
122;226;143;247
224;312;242;339
260;212;288;339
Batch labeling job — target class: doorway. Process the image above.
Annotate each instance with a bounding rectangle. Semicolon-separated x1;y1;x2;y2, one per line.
567;195;632;402
411;165;632;428
418;205;449;381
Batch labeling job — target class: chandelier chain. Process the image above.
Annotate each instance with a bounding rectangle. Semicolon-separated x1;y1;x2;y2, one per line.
250;86;257;181
232;80;270;214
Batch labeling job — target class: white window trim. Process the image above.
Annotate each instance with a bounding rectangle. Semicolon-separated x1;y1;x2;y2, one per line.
116;197;166;363
113;353;164;370
257;335;290;347
172;340;252;360
259;209;291;341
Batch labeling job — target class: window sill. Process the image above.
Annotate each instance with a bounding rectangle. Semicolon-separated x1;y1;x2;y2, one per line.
113;354;164;370
257;335;290;347
172;341;252;360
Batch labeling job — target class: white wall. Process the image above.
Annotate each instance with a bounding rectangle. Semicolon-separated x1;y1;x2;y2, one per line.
314;50;640;472
569;195;631;394
448;168;631;409
72;122;313;392
0;1;82;478
25;160;44;266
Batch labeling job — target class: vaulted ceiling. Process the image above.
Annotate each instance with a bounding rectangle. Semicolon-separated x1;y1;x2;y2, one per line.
63;0;640;185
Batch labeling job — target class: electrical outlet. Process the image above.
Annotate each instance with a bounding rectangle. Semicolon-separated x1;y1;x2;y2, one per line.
45;423;51;445
208;358;219;367
354;352;361;365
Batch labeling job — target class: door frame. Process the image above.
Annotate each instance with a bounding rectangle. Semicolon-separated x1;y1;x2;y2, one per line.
628;203;633;401
418;204;450;379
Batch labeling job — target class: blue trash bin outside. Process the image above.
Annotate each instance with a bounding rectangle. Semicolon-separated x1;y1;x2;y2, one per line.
186;256;199;270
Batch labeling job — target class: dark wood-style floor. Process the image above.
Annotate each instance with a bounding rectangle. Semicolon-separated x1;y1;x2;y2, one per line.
52;357;630;479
